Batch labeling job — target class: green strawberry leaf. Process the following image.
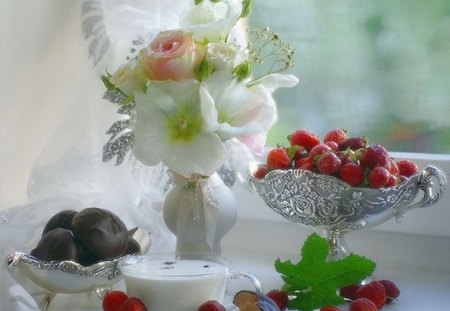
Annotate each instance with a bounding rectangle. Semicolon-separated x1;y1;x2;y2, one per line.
275;233;376;311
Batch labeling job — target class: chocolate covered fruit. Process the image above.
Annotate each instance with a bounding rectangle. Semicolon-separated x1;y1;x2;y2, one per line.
31;228;79;262
31;207;138;265
42;209;77;235
71;207;129;261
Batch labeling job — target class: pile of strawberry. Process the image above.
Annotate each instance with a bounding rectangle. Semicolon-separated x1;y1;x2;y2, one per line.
322;279;401;311
102;291;148;311
254;128;419;189
262;280;400;311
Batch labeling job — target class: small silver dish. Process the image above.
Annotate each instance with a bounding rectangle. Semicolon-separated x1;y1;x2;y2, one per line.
6;228;151;310
248;165;447;260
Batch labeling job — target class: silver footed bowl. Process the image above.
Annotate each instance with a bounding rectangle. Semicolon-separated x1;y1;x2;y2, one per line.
6;252;126;293
248;165;446;260
248;165;446;232
5;227;151;310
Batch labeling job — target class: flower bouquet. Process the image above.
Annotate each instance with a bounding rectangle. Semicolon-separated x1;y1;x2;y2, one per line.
100;0;298;253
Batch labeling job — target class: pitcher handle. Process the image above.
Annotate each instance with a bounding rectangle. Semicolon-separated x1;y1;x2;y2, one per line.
396;165;447;219
225;271;264;311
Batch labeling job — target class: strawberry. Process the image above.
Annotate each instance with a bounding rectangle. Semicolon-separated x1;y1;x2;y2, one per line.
324;128;348;145
389;158;400;176
379;279;400;303
266;289;289;310
320;306;341;311
102;291;128;311
349;298;378;311
296;157;315;171
368;166;390;188
288;129;320;152
309;144;332;161
339;163;365;187
338;136;368;151
317;152;341;175
325;141;339;151
254;165;268;179
198;300;226;311
360;144;390;169
267;147;291;170
119;297;148;311
385;174;399;187
355;281;386;309
286;145;307;162
340;283;362;300
335;151;353;166
396;159;419;177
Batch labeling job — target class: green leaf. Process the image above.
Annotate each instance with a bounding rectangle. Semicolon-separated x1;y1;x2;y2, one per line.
196;58;213;81
233;60;252;80
274;233;376;311
241;0;254;18
101;73;134;105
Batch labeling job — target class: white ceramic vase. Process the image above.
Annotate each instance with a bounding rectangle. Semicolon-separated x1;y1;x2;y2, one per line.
163;171;237;255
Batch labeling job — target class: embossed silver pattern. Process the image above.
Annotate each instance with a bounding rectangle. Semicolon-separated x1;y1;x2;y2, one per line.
248;165;447;232
6;252;125;294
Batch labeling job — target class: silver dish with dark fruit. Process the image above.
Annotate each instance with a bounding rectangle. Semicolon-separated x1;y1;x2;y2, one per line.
5;206;151;310
6;227;150;310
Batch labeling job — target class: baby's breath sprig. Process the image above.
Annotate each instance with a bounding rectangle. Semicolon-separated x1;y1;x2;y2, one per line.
246;27;295;86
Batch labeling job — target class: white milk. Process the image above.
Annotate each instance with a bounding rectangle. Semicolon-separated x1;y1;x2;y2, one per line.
121;259;230;311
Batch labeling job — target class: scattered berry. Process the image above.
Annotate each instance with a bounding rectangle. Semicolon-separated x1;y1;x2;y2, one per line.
368;166;390;188
355;281;386;309
317;152;341;175
324;128;348;145
320;306;341;311
397;160;419;177
119;297;148;311
102;291;128;311
339;283;362;300
349;298;378;311
360;144;390;169
338;136;368;151
289;129;321;152
267;147;291;170
339;163;365;187
266;289;289;310
197;300;226;311
379;279;400;303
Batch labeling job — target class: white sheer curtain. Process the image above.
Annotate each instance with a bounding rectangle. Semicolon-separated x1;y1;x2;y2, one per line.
0;1;211;309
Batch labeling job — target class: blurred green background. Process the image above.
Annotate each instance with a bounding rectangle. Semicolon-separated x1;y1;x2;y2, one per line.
249;0;450;153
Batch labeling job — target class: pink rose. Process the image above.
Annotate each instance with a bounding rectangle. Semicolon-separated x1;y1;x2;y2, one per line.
138;30;204;81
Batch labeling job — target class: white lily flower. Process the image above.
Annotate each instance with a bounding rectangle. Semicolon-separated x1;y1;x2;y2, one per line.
200;71;278;153
131;80;227;178
249;73;299;91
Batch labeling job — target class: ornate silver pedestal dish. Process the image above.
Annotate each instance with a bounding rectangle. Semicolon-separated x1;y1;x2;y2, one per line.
248;165;447;260
5;228;151;310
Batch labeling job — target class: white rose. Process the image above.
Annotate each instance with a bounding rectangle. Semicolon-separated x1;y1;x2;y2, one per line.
110;59;147;97
207;42;248;71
